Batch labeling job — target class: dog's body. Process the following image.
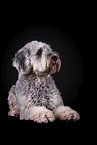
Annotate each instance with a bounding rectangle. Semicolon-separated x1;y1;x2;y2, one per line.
8;41;80;123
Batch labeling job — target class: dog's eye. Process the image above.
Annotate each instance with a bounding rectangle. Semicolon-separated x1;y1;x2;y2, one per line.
37;48;42;56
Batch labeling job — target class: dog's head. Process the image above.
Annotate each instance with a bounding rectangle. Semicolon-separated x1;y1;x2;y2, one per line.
13;41;61;76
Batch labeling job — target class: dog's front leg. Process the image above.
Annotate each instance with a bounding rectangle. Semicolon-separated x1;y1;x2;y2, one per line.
47;77;80;121
53;105;80;121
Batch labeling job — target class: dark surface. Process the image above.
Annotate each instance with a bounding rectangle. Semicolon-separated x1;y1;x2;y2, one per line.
0;10;88;132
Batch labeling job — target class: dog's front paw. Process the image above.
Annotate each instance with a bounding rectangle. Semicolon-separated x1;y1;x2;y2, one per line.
8;106;20;117
54;106;80;121
31;107;55;123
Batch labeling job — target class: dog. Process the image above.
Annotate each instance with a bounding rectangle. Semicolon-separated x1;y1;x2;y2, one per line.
8;41;80;123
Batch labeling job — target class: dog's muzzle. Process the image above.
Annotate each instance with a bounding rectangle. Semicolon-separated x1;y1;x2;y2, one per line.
34;54;61;76
49;54;61;74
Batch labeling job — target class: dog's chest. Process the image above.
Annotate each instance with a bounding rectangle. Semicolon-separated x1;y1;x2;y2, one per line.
25;75;51;106
16;74;53;107
31;76;50;96
27;75;50;95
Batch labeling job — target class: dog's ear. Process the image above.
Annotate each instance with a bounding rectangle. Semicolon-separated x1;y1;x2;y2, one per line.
12;48;32;75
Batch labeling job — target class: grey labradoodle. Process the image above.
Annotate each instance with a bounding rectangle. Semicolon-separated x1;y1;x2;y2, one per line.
8;41;80;123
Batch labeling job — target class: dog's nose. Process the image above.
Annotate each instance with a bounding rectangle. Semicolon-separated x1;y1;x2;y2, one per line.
51;56;58;62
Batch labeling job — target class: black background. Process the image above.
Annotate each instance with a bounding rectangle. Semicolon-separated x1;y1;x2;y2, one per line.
0;5;88;134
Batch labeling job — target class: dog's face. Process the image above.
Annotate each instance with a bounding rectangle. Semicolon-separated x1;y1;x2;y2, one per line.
13;41;61;76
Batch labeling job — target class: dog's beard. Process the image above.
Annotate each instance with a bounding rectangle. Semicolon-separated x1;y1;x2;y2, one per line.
49;57;61;74
34;57;61;76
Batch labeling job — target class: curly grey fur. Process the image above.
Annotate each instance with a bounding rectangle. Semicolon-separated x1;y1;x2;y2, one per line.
8;41;80;123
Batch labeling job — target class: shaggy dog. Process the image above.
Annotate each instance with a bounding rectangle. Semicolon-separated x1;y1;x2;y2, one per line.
8;41;80;123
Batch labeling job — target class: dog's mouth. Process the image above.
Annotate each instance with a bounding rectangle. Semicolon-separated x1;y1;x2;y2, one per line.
52;63;56;66
45;57;61;75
